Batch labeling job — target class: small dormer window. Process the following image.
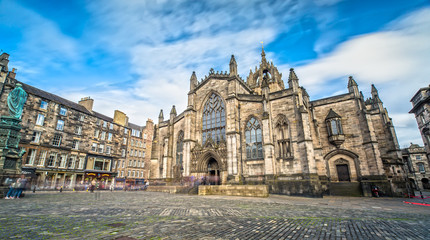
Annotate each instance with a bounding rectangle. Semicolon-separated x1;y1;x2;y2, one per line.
40;100;48;110
326;109;343;136
329;118;343;136
60;107;67;116
325;109;345;147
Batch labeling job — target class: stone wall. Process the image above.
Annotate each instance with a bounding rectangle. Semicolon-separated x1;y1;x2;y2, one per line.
199;185;269;197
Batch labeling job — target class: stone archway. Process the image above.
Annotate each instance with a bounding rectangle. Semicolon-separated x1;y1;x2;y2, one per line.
207;158;220;185
192;150;226;184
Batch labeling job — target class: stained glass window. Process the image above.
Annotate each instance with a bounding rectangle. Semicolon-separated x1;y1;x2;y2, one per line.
202;93;225;144
245;117;263;159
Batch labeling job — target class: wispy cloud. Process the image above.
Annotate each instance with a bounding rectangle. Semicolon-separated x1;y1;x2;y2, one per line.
290;7;430;146
3;0;428;148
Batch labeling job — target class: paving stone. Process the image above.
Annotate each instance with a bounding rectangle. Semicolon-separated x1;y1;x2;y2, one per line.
0;191;429;239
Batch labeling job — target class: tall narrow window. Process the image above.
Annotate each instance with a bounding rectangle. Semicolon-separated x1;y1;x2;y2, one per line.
276;115;292;159
31;131;41;143
47;152;57;167
56;120;64;131
176;131;184;167
26;149;37;165
202;93;225;144
75;126;82;135
101;131;106;140
245;117;263;159
78;157;85;169
72;140;80;150
36;114;45;126
68;156;75;169
59;154;67;168
37;150;47;166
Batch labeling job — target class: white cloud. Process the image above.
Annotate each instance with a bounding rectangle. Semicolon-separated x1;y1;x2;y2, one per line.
293;8;430;146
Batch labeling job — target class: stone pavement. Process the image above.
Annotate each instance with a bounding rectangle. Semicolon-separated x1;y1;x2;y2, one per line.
1;191;430;239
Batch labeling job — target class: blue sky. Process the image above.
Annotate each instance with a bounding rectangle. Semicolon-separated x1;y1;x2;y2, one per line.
1;0;429;147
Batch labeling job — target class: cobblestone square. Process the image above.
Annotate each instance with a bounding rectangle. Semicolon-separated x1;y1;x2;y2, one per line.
1;191;430;239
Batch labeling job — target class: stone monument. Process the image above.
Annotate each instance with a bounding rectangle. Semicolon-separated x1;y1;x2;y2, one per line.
0;83;27;195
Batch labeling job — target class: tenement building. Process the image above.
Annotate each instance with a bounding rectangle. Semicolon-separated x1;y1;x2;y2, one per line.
0;52;152;190
409;85;430;162
150;49;406;196
402;143;430;190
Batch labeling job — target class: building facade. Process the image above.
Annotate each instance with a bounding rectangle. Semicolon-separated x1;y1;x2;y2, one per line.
150;49;406;196
0;53;152;190
402;143;430;191
409;85;430;163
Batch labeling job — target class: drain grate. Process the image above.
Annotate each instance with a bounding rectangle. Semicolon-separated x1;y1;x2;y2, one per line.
107;223;126;228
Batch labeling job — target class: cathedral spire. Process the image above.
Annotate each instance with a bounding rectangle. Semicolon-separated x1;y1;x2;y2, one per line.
229;55;237;77
170;105;177;118
288;68;299;90
261;45;267;64
371;84;379;98
158;109;164;123
348;76;359;97
190;71;197;91
348;76;357;87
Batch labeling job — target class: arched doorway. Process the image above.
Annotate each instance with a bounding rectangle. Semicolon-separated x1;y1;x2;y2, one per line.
336;164;351;182
207;158;220;185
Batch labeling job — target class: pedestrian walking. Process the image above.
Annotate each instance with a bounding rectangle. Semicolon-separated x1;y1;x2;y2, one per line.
143;180;149;191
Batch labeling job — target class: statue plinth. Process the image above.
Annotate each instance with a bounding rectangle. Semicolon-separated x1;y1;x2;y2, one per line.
0;116;23;174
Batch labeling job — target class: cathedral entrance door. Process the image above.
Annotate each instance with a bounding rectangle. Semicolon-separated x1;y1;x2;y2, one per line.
207;158;220;185
336;164;351;182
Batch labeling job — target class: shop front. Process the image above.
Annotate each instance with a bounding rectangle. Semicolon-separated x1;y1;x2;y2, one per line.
125;178;146;190
84;170;115;190
114;178;126;190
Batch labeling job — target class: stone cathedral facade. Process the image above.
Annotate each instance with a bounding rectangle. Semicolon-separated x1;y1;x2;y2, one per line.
150;49;406;197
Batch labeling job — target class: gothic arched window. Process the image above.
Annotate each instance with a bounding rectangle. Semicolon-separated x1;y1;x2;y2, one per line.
245;117;263;159
276;115;292;159
176;131;184;166
202;93;226;144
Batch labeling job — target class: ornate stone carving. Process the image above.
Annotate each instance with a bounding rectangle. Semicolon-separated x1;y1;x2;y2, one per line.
190;141;227;173
334;158;349;165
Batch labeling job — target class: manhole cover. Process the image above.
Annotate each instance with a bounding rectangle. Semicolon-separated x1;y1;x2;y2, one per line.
114;237;137;240
107;223;126;227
